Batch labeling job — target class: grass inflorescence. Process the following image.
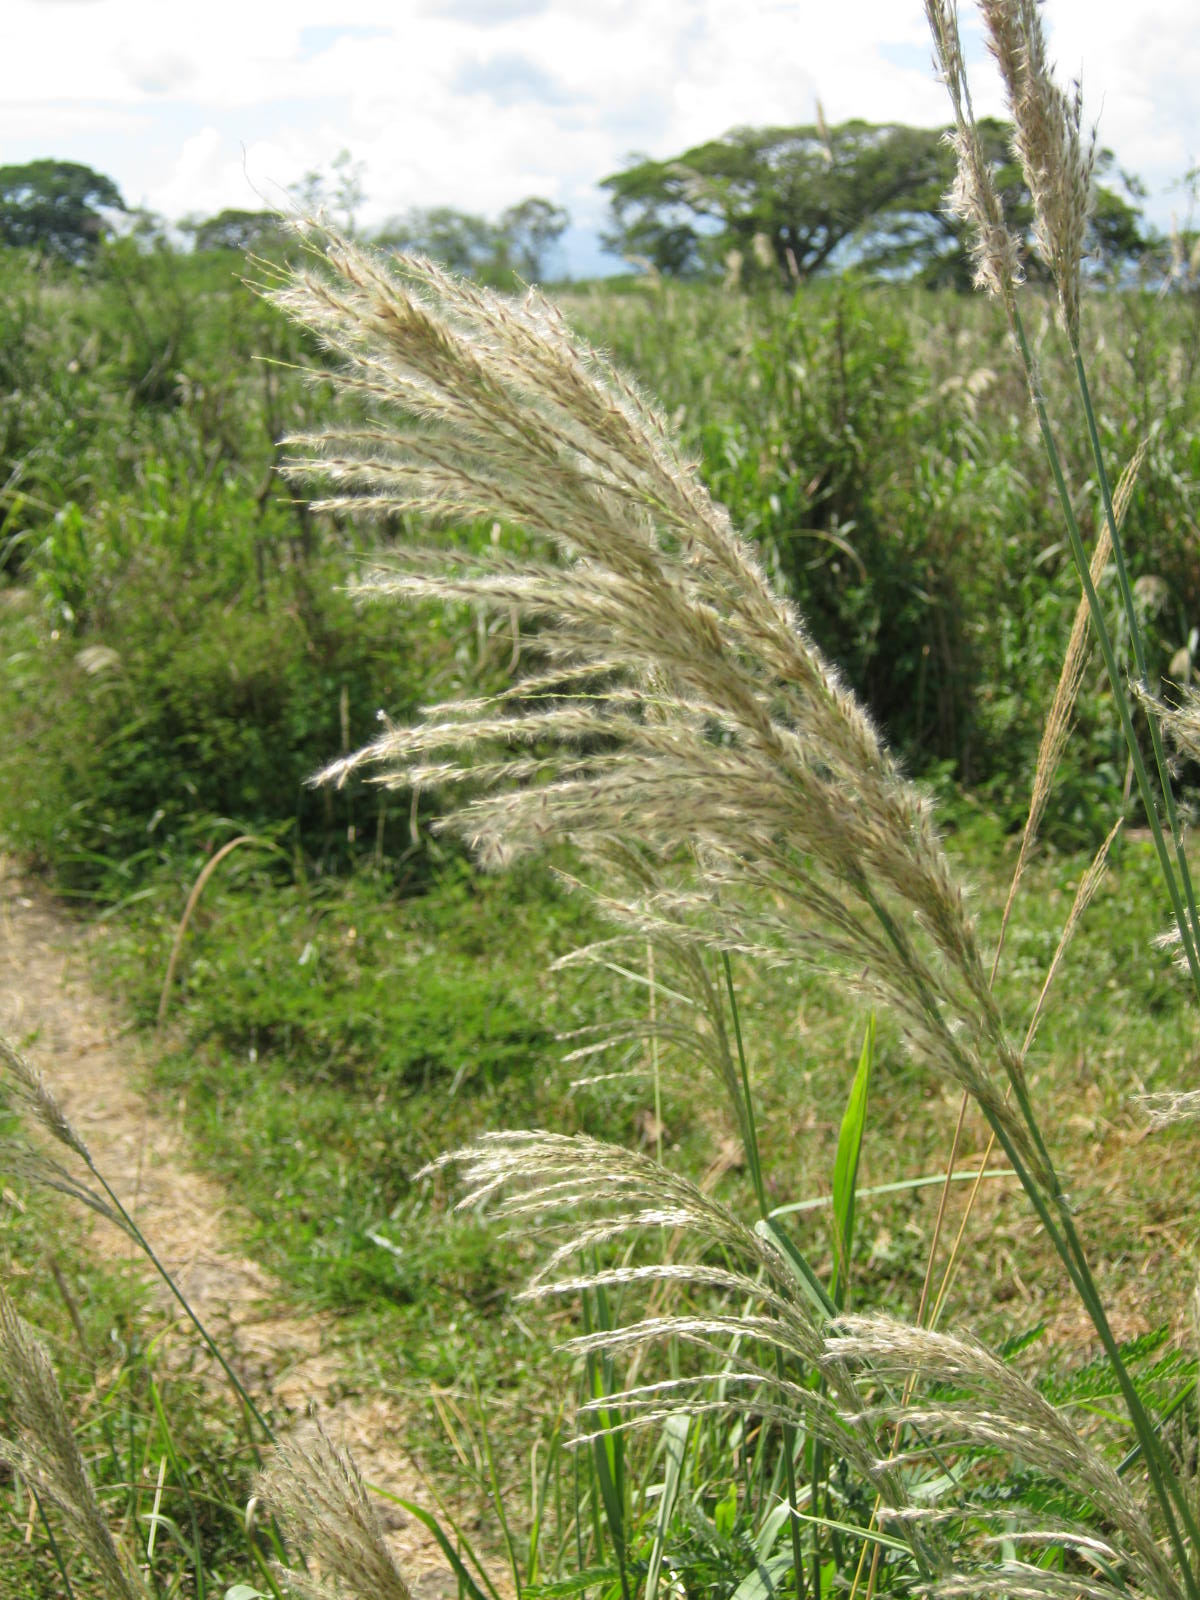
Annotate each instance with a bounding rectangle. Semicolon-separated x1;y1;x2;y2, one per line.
2;3;1200;1596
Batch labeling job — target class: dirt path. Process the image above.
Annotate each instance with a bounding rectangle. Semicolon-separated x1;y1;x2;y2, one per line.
0;855;467;1591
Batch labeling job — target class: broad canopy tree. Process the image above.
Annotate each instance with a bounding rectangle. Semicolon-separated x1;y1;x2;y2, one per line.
0;160;125;260
601;119;1144;285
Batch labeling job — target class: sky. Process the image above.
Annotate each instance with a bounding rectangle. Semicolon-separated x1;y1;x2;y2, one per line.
6;0;1199;277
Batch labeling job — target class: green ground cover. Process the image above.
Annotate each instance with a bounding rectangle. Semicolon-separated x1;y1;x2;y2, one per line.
2;238;1199;1596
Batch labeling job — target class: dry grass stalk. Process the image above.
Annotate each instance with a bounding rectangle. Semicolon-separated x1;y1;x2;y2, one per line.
0;1286;151;1600
995;440;1144;963
257;1419;414;1600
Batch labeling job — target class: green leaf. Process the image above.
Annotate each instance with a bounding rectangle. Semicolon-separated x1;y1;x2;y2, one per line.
714;1480;738;1541
525;1569;621;1599
754;1218;837;1319
581;1287;630;1600
224;1588;268;1600
645;1414;689;1600
830;1013;873;1309
730;1552;793;1600
379;1497;502;1600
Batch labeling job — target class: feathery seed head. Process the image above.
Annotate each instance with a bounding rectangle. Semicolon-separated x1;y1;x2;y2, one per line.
978;0;1096;338
257;1420;414;1600
832;1315;1183;1600
0;1033;91;1162
429;1132;947;1561
268;230;1050;1189
0;1033;130;1232
0;1288;150;1599
1135;1089;1200;1130
926;0;1025;304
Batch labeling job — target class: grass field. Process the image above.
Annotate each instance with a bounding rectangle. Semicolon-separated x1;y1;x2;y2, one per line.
2;202;1200;1597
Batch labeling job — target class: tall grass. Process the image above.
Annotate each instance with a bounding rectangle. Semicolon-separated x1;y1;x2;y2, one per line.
2;2;1199;1596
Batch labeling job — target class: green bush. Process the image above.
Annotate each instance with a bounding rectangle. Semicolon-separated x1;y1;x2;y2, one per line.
0;476;480;888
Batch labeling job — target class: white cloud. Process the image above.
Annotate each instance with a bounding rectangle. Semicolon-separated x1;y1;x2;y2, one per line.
9;0;1199;261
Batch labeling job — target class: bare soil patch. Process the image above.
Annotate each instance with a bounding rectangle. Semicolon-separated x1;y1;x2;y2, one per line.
0;854;465;1589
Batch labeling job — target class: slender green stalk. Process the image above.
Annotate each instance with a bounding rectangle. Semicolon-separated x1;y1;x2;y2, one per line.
722;954;767;1221
29;1481;79;1600
722;953;808;1600
147;1374;206;1600
979;1102;1200;1598
864;878;1200;1593
1069;343;1200;970
472;1371;523;1600
89;1167;274;1452
1009;308;1200;992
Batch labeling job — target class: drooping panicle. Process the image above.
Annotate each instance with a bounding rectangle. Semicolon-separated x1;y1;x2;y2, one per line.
266;229;1050;1191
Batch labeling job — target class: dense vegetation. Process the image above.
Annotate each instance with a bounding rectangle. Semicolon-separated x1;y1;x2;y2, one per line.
3;238;1199;890
1;189;1200;1596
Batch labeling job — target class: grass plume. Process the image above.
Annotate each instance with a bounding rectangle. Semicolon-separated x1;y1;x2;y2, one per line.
266;229;1050;1194
0;1285;151;1600
257;1420;414;1600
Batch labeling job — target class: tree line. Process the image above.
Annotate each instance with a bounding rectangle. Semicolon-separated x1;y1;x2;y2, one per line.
0;157;571;284
0;115;1155;286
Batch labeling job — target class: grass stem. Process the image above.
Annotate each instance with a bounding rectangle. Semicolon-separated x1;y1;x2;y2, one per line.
722;952;808;1600
1009;308;1200;994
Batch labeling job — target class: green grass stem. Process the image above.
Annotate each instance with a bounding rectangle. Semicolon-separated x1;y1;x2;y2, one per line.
1069;341;1200;965
723;953;808;1600
1009;308;1200;994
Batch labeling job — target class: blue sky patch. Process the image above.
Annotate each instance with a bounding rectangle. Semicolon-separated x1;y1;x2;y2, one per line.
297;25;391;64
453;51;567;108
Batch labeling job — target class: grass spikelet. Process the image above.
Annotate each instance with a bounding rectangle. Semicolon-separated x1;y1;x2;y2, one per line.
0;1032;92;1163
936;1563;1150;1600
0;1032;127;1229
925;0;1025;304
1137;684;1200;768
978;0;1096;337
257;1420;414;1600
0;1286;151;1600
832;1315;1182;1600
267;228;1052;1194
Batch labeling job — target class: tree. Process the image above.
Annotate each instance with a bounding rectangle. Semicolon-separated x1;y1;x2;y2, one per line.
603;122;951;279
183;208;289;255
374;206;503;279
601;120;1144;284
373;197;570;285
289;148;365;236
0;160;125;260
497;196;569;282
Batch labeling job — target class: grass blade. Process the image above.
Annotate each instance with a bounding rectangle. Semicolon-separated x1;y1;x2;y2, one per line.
830;1015;873;1311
